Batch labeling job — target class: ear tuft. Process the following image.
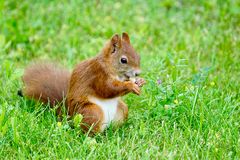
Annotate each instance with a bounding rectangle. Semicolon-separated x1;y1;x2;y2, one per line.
111;34;120;46
122;32;130;44
110;34;121;53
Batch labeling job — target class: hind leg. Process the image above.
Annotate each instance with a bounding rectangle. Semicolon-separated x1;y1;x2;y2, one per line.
113;100;128;125
78;104;104;134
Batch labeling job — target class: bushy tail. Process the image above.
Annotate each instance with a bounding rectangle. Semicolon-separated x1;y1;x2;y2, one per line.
21;62;71;106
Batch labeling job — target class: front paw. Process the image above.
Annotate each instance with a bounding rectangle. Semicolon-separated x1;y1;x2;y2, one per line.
126;81;141;95
131;83;141;95
135;77;146;87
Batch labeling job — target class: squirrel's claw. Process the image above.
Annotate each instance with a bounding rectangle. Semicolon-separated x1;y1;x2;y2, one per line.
135;78;146;87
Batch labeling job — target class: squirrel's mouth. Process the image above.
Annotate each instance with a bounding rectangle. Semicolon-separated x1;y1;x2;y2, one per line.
124;74;130;79
119;74;130;81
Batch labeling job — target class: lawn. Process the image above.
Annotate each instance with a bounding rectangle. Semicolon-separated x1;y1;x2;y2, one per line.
0;0;239;159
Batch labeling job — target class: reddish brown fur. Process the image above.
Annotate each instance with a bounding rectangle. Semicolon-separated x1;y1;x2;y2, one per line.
78;104;104;133
21;33;145;134
22;62;71;106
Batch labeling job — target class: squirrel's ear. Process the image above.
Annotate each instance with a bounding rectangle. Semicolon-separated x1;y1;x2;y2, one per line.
110;34;121;54
122;32;130;44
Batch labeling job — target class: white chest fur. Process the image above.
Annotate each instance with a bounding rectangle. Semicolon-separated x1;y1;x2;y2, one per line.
89;96;119;130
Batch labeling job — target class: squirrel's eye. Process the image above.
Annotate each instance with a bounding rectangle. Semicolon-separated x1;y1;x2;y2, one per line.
120;58;128;64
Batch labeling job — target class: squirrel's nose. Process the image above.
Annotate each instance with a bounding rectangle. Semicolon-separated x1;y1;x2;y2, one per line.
135;70;141;77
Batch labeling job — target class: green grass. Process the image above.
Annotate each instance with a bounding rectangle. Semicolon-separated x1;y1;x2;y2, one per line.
0;0;240;159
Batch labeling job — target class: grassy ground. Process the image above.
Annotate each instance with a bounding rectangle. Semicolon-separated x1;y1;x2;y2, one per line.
0;0;240;159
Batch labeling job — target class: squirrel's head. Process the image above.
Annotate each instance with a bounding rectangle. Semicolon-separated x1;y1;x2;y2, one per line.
103;32;141;81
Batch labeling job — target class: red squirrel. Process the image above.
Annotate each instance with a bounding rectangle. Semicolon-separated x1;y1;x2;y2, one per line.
21;33;146;133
